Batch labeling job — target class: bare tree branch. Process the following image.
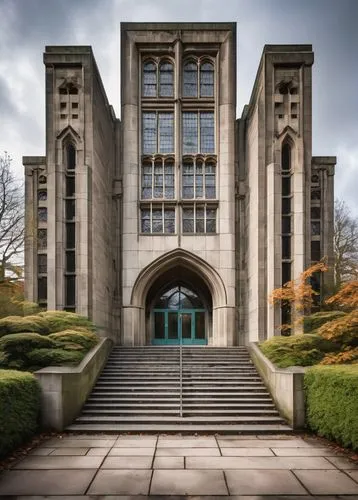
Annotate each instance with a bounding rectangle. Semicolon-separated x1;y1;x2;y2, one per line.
334;199;358;287
0;152;24;281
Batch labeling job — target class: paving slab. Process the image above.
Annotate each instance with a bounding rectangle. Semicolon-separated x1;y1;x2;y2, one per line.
347;469;358;482
221;447;274;456
272;447;344;456
29;447;55;456
86;447;111;456
186;455;335;469
50;447;89;455
218;438;314;448
153;456;184;468
225;469;307;495
109;447;155;456
294;469;358;495
101;456;152;469
158;437;217;448
13;455;103;469
114;438;157;447
150;469;228;495
44;438;116;447
87;469;152;495
0;469;96;495
156;447;221;456
325;455;358;469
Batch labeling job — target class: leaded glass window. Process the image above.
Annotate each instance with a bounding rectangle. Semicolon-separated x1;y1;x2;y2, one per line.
141;205;175;234
159;61;174;97
182;205;216;233
200;62;214;97
142;112;157;154
38;207;47;222
159;113;174;153
142;112;174;154
200;112;215;153
38;254;47;274
141;159;174;199
38;190;47;201
182;111;214;154
38;229;47;249
182;159;216;199
143;61;157;97
183;61;198;97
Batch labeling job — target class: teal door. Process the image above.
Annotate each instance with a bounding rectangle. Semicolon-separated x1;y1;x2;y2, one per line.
152;285;207;345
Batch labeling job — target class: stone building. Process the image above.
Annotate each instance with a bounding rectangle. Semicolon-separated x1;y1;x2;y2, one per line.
23;22;336;346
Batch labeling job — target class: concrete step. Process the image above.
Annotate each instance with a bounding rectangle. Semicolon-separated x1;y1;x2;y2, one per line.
66;423;293;433
69;345;291;433
75;415;286;424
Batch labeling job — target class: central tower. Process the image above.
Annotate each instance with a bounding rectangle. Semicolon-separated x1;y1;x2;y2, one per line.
120;23;237;346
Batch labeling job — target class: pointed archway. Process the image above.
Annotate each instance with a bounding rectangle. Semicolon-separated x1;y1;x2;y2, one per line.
122;248;233;346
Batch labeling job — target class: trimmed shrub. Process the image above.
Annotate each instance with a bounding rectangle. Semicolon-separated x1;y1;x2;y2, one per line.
259;334;335;368
38;311;95;333
0;315;50;337
0;369;41;458
0;333;56;368
49;329;98;351
304;310;346;333
27;348;85;367
305;365;358;450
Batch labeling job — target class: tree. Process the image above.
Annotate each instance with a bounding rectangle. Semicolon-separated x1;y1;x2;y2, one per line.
334;199;358;288
269;261;328;333
0;152;24;282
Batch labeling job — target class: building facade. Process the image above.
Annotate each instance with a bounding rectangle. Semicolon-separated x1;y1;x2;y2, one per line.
23;23;336;346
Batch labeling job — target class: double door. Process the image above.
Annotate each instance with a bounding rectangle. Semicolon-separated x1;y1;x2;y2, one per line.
153;309;206;345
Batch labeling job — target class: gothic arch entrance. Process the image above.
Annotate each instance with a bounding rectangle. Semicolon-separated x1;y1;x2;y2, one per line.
147;273;212;345
127;248;231;346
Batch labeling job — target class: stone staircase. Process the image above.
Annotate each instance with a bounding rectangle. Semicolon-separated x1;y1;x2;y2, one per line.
67;346;292;433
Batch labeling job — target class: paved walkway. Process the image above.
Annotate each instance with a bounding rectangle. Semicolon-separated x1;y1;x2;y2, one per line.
0;434;358;498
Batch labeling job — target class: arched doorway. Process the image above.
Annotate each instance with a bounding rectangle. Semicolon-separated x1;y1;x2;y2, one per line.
152;284;207;344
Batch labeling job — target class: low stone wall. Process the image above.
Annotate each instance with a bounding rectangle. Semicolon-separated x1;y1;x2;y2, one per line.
248;342;307;429
35;338;112;430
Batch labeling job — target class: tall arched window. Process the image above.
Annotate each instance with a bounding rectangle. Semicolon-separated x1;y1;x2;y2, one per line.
159;61;173;97
200;61;214;97
183;61;198;97
143;61;157;97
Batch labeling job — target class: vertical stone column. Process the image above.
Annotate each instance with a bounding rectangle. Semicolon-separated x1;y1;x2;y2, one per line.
322;163;336;292
23;163;37;302
266;162;282;337
121;32;141;345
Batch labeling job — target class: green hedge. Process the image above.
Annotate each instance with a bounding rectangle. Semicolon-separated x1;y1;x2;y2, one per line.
49;329;98;350
38;311;95;333
305;365;358;450
27;348;85;367
259;334;334;368
304;310;346;333
0;370;41;458
0;315;51;337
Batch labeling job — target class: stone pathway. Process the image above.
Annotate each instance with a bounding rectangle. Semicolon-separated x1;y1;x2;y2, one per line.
0;434;357;498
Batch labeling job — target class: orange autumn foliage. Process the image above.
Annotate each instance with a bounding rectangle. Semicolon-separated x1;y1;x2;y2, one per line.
270;261;328;311
326;280;358;310
321;347;358;365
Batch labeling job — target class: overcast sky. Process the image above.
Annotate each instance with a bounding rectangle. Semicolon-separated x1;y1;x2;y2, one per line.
0;0;357;215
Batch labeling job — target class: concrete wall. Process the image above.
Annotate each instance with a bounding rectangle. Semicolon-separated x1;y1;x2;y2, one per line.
35;338;112;431
249;342;307;429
